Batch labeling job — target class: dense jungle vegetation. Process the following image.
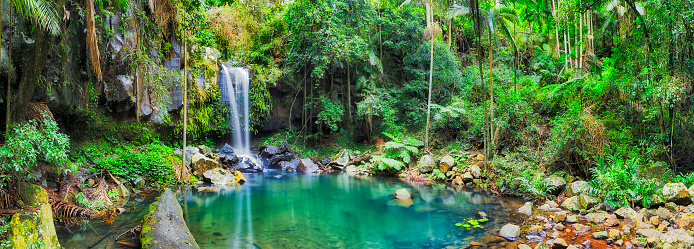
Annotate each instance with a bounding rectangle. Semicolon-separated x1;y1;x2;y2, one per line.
0;0;692;219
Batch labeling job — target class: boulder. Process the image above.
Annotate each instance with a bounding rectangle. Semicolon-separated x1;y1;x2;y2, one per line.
662;183;692;205
260;145;280;158
439;156;455;172
9;183;61;249
344;165;358;173
270;152;294;166
452;176;464;186
202;168;238;185
395;188;411;199
330;149;352;169
469;164;482;178
499;224;520;241
578;194;600;210
561;196;580;211
191;153;221;178
297;158;319;173
280;160;300;172
544;176;566;196
141;189;199;249
607;229;621;240
462;172;474;183
115;183;130;199
552;238;568;249
518;202;533;215
221;143;235;155
660;229;694;245
186;146;201;157
614;207;637;220
198;145;213;157
417;155;435;174
565;181;589;197
592;231;608;239
635;228;662;239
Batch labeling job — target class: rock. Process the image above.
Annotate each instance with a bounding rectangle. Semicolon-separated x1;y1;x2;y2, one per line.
577;194;599;210
439;155;455;172
191;153;221;178
202;168;237;185
592;231;608;239
198;145;213;157
417;155;436;174
518;244;532;249
662;183;692;205
649;216;660;226
395;188;411;198
221;143;234;154
344;165;358;173
561;196;580;211
565;181;589;197
9;183;61;248
554;212;567;222
526;235;543;242
470;164;482;178
387;198;414;208
475;153;485;161
270;152;294;166
527;225;543;235
584;212;610;223
452;175;464;185
615;207;637;220
660;229;694;245
518;202;533;215
566;215;578;223
133;177;147;189
552;238;568;249
476;211;488;219
679;215;693;230
499;224;521;241
116;184;130;199
462;172;474;183
581;240;591;249
186;146;201;157
480;236;505;244
280;160;300;172
544;176;566;196
534;242;549;249
607;229;620;240
573;224;591;233
652;206;675;221
141;189;199;249
554;224;565;231
665;202;679;212
635;228;662;239
329;149;351;169
297;158;319;173
605;214;619;227
261;145;280;158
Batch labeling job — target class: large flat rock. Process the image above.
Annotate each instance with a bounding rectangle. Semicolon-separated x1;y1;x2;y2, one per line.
9;183;61;248
141;189;199;249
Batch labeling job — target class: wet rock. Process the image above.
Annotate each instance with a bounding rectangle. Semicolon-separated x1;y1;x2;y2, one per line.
526;235;543;242
387;198;414;208
554;224;565;231
518;244;532;249
561;196;580;212
191;153;221;178
202;168;237;185
581;240;591;249
615;207;637;220
660;229;694;245
607;229;620;240
662;183;692;205
221;143;235;154
544;176;566;196
439;155;455;172
573;224;591;233
270;152;294;166
481;235;505;244
566;214;578;223
552;238;568;249
499;224;521;241
141;189;199;249
592;231;608;239
527;225;543;235
395;188;411;198
476;211;488;219
469;164;482;178
452;175;464;185
584;212;610;223
9;183;61;248
297;158;319;173
280;160;300;172
649;216;660;226
116;183;130;199
565;181;589;197
534;242;549;249
518;202;533;215
636;228;662;239
463;172;474;183
417;155;436;173
605;214;619;227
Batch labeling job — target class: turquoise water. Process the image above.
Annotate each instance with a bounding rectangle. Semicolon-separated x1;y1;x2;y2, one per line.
183;173;521;248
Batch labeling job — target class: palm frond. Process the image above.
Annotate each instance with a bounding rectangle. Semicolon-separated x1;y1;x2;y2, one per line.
13;0;61;35
447;4;470;19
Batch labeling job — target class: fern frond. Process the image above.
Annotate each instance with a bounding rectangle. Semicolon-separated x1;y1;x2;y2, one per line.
13;0;61;35
379;158;405;170
385;141;405;149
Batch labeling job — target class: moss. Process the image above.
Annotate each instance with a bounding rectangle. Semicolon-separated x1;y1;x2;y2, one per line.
9;183;61;248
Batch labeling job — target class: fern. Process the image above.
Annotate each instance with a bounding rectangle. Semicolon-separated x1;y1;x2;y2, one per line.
370;132;423;172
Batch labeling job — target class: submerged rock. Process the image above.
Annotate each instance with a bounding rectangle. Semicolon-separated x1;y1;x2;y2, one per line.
395;188;411;198
9;183;61;248
297;158;319;173
141;189;199;249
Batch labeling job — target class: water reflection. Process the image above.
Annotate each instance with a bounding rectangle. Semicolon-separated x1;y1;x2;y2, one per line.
183;173;521;248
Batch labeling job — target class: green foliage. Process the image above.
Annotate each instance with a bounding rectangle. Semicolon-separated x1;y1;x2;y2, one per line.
75;192;107;211
426;169;446;180
371;132;423;171
0;225;9;248
315;95;344;132
514;171;556;198
587;158;660;208
249;64;278;131
674;172;694;187
93;143;179;185
0;114;71;184
455;217;488;230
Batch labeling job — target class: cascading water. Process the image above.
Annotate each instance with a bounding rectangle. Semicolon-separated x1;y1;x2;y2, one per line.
220;64;262;172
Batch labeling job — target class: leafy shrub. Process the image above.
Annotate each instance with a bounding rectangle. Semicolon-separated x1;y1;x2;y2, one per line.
514;171;556;198
0;114;72;183
93;144;179;185
370;132;423;171
674;172;694;187
315;95;344;132
587;158;660;208
426;169;446;180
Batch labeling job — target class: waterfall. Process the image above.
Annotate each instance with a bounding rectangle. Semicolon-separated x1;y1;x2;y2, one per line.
220;65;251;156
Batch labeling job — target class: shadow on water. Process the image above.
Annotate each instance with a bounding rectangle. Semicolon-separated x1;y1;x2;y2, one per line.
183;173;524;249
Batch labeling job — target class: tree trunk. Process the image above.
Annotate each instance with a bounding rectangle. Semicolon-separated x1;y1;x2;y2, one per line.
182;38;187;181
425;0;434;152
12;27;51;123
4;3;10;139
488;36;494;159
347;62;351;127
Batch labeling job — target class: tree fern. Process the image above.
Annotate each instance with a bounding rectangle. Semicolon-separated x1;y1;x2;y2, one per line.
370;132;423;172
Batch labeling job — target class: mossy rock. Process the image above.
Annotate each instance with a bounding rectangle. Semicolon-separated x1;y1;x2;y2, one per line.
141;189;199;249
9;183;61;248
